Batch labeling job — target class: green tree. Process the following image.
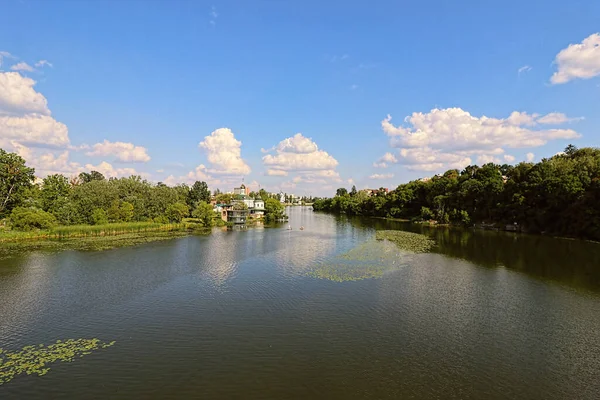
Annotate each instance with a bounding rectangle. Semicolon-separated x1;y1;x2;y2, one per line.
0;149;35;216
336;188;348;197
188;181;211;210
264;198;285;222
120;201;134;222
78;171;105;183
10;207;57;230
192;201;215;226
350;185;357;197
165;202;189;223
41;174;71;212
215;193;233;204
91;208;108;225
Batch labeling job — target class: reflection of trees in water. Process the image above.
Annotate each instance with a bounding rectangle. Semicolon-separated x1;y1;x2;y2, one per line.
346;216;600;292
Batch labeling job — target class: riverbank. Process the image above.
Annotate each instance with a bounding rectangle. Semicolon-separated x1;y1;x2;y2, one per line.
0;221;216;258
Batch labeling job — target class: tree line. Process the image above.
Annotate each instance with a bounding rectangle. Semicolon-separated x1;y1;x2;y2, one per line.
0;148;219;230
313;145;600;241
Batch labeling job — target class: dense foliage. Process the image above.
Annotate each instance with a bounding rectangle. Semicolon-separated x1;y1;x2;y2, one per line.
0;148;226;231
313;146;600;241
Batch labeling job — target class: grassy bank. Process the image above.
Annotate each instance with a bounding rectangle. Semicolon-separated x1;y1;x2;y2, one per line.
0;222;188;243
0;221;216;258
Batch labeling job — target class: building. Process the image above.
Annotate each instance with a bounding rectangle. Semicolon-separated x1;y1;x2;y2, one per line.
233;184;250;196
363;188;389;197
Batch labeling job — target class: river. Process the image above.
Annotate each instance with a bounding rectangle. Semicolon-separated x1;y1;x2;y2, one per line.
1;207;599;399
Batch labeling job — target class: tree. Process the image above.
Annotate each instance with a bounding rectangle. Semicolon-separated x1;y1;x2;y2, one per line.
264;198;286;222
192;201;215;226
336;188;348;197
0;149;35;216
565;144;578;156
350;185;357;197
165;202;189;223
41;174;71;212
10;207;57;230
215;193;233;204
188;181;211;209
78;171;105;183
91;208;108;225
120;201;134;222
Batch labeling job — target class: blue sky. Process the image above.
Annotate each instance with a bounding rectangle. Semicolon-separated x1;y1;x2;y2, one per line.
1;0;599;196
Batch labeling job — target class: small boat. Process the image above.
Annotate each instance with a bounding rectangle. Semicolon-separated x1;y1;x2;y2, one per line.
300;226;304;231
287;225;292;230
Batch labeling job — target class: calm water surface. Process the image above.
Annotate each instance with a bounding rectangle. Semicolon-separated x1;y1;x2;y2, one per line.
1;207;599;399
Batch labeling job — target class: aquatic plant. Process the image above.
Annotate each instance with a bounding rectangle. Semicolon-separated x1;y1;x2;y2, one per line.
307;240;407;282
0;338;115;385
375;230;435;253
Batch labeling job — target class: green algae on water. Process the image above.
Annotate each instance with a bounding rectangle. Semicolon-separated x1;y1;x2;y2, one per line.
0;338;116;385
375;230;435;253
307;240;407;282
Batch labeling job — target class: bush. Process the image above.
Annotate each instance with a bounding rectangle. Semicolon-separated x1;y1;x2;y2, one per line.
10;207;57;231
153;215;169;224
91;208;108;225
165;202;189;223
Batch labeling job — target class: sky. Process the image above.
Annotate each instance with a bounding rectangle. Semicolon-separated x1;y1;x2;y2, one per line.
1;0;599;196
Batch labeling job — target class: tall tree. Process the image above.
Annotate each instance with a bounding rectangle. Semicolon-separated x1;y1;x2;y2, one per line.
0;149;35;216
188;181;211;209
336;188;348;197
78;171;106;183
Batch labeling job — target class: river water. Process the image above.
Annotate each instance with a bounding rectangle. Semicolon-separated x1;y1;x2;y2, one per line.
1;207;599;399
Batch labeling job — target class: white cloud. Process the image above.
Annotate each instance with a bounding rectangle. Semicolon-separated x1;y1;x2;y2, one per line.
0;72;50;115
369;173;394;180
0;114;69;147
526;152;535;162
0;51;16;68
381;108;580;172
518;65;532;75
263;133;338;172
536;112;583;125
503;154;516;163
374;152;397;168
10;62;35;72
35;151;81;176
398;147;472;171
84;161;143;178
86;140;151;162
347;178;355;184
35;60;53;68
266;169;288;176
551;33;600;84
476;154;502;165
199;127;251;175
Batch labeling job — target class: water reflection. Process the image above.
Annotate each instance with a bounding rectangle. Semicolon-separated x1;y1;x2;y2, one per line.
346;216;600;293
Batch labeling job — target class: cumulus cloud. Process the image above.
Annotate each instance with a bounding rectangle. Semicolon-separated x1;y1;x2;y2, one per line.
503;154;516;163
86;140;151;162
536;112;583;125
199;128;251;175
262;133;338;172
84;161;142;178
380;108;580;171
0;72;50;115
10;62;35;72
369;173;394;180
373;152;398;168
551;33;600;84
526;152;535;162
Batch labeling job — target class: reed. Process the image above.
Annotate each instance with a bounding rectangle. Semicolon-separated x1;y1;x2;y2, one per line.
0;222;187;243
